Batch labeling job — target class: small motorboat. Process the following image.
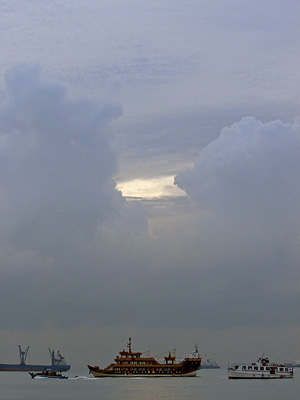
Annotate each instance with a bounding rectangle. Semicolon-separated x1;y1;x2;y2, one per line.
29;368;68;379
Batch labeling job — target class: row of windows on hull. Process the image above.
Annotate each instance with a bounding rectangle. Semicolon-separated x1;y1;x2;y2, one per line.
117;361;155;365
239;366;290;372
114;368;182;374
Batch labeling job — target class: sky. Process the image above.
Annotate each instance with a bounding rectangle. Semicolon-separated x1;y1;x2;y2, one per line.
0;0;300;368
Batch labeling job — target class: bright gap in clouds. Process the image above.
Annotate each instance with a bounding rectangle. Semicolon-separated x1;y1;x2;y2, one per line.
116;175;187;199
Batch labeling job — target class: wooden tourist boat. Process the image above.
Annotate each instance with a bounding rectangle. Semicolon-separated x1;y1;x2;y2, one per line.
88;338;201;377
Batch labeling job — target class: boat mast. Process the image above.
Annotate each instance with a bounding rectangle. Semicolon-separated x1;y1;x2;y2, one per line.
19;345;29;365
49;348;54;364
127;337;132;353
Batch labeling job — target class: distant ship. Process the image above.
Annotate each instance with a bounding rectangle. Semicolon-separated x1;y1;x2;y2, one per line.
189;345;220;369
201;358;220;369
0;346;70;372
88;337;201;377
284;360;300;368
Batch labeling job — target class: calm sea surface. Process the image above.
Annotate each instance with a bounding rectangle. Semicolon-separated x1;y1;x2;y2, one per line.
0;368;299;400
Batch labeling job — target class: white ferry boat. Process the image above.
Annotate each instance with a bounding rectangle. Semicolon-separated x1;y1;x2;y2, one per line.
228;356;293;379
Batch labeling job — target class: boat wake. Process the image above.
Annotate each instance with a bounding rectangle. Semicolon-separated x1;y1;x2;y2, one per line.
69;376;97;380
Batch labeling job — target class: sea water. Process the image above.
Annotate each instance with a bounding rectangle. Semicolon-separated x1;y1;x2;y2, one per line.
0;368;299;400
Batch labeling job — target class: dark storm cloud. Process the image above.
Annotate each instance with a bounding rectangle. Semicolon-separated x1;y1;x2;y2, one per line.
175;117;300;214
174;117;300;328
0;64;121;250
0;65;148;329
1;68;300;334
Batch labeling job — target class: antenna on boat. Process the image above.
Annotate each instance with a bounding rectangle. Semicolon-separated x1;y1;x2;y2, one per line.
19;345;29;365
127;337;132;353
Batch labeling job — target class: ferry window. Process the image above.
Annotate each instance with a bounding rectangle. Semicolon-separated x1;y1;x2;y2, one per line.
254;367;258;370
242;366;246;370
285;368;288;372
279;368;283;372
248;366;252;370
266;367;270;370
260;367;264;371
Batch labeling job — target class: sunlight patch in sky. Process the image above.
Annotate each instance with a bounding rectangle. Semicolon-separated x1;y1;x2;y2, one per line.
116;176;186;199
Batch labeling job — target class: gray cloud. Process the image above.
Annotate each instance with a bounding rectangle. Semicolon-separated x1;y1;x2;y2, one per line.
175;117;300;213
174;117;300;327
1;80;300;338
0;65;149;330
115;101;299;183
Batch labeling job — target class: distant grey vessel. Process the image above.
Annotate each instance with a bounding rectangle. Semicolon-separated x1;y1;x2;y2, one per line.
189;345;220;369
0;346;70;372
201;358;220;369
284;359;300;368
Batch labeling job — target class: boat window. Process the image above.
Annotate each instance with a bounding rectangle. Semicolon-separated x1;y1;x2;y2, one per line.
285;368;288;372
279;368;283;372
248;366;252;370
242;366;246;370
254;366;258;370
260;367;264;371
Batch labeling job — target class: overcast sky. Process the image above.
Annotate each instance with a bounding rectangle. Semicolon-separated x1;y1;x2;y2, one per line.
0;0;299;368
